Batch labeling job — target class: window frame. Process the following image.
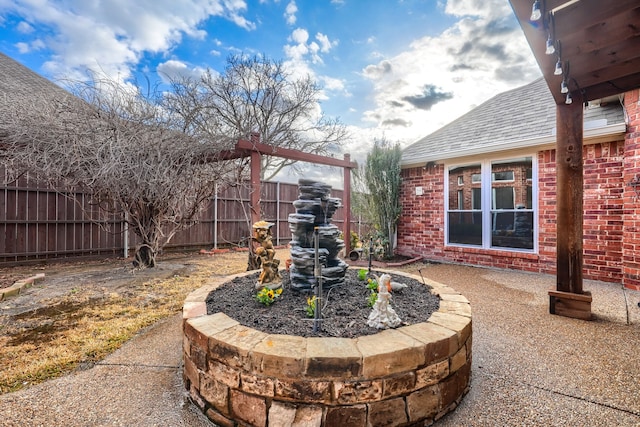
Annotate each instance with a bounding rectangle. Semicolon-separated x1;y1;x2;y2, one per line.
444;155;538;253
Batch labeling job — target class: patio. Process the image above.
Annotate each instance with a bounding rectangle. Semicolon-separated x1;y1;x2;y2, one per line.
0;260;637;426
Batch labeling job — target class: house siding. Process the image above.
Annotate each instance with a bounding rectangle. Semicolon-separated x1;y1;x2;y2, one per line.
397;91;640;288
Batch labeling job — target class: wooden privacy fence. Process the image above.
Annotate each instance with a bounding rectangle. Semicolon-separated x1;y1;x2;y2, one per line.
0;172;369;265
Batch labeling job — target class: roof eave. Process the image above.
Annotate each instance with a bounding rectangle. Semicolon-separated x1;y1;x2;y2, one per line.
400;122;627;169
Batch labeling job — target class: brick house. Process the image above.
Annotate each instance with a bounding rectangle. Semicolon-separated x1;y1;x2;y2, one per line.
398;77;640;291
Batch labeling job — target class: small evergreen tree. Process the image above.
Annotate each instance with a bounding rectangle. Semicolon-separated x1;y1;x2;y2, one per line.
358;139;402;259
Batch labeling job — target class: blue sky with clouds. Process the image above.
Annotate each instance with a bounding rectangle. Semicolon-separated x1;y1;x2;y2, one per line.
0;0;542;186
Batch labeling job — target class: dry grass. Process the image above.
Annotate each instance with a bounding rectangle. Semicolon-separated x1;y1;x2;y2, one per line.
0;250;284;394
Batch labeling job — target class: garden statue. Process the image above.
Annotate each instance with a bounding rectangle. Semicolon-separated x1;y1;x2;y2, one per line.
252;220;281;290
367;274;402;329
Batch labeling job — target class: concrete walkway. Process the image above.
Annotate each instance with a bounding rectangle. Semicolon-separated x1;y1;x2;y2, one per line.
0;264;639;426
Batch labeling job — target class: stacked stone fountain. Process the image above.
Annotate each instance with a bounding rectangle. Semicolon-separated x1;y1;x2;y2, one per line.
288;179;349;290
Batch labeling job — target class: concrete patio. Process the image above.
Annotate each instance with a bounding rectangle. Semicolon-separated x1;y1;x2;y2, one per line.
0;263;638;426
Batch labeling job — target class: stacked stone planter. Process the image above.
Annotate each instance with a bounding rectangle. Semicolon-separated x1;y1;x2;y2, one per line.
183;269;472;427
287;179;349;290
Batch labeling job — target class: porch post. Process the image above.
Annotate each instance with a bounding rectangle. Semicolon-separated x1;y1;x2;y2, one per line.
549;98;592;320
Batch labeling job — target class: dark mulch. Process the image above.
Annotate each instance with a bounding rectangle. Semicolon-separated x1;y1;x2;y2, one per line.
206;269;440;338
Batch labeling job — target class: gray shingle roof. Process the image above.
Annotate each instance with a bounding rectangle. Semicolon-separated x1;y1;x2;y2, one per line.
401;77;625;168
0;52;71;100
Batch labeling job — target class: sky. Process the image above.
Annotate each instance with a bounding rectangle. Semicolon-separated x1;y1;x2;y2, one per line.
0;0;542;188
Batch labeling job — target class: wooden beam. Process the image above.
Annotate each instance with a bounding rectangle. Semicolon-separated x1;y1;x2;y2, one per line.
235;139;357;169
553;0;640;40
582;71;640;101
559;8;640;57
555;99;584;294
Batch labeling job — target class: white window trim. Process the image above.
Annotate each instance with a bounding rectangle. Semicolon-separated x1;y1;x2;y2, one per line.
444;155;538;253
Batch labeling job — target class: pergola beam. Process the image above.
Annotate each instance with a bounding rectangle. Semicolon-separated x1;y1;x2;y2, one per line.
236;137;358;256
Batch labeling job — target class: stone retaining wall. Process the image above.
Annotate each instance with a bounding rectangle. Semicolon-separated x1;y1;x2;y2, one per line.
183;270;472;427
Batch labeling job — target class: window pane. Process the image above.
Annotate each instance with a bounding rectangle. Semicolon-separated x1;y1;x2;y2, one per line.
448;212;482;245
492;171;514;181
493;187;514;209
448;164;481;210
472;188;481;209
492;158;532;210
491;211;533;249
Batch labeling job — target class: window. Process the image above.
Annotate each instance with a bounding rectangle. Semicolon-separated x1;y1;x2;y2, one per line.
446;157;535;251
457;176;463;185
447;164;482;245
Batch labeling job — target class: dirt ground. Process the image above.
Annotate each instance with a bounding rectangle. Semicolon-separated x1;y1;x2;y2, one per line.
0;249;266;392
1;254;197;315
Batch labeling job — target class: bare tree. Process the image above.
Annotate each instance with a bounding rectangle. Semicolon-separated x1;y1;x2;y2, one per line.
0;77;235;268
166;54;349;181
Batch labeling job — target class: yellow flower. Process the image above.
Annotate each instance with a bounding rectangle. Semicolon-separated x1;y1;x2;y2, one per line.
267;290;275;299
276;288;283;295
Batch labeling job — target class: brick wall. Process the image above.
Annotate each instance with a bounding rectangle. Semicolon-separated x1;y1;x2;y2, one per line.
398;139;627;285
397;165;446;260
623;89;640;291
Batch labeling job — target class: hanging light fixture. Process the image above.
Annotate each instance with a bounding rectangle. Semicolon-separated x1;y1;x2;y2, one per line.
554;59;563;75
560;79;568;94
530;0;542;21
545;34;555;55
565;92;573;104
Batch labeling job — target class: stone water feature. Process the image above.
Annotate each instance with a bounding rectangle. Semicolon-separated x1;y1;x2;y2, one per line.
182;179;473;426
288;179;349;290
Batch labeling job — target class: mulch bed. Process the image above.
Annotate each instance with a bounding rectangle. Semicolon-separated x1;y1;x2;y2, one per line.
206;269;440;338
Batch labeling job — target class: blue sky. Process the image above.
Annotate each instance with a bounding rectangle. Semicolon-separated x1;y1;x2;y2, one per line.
0;0;542;186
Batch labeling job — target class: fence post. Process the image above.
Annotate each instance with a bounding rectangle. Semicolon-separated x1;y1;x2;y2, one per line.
123;212;129;258
276;181;281;246
213;185;218;249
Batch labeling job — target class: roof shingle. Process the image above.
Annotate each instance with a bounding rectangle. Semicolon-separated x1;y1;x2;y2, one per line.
401;78;625;168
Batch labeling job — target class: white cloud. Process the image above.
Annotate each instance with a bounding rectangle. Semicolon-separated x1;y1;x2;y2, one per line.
315;33;335;53
358;1;541;146
1;0;253;83
285;1;297;25
15;38;46;54
444;0;512;19
16;21;34;33
290;27;309;44
16;42;29;53
157;59;207;83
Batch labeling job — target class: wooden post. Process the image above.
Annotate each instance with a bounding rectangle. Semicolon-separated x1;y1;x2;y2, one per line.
343;154;352;257
250;150;261;226
550;98;592;320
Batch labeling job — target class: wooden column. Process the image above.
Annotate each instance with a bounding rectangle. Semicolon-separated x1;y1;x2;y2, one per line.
549;99;592;320
250;150;261;226
343;154;352;256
